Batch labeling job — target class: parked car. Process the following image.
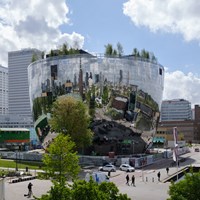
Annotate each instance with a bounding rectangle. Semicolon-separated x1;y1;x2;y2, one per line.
119;164;135;172
99;164;116;172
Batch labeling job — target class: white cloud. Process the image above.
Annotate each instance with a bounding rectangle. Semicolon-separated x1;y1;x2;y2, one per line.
0;0;84;67
163;70;200;108
123;0;200;42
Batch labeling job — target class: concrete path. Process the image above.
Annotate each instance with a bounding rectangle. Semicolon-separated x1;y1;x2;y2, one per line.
3;149;200;200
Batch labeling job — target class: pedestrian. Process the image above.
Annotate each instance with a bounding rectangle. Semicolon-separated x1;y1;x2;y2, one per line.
27;182;33;198
166;167;169;175
157;171;161;182
108;171;111;177
126;174;130;185
131;174;135;186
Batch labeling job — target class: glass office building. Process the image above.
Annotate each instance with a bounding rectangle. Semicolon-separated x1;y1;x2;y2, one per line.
28;54;164;112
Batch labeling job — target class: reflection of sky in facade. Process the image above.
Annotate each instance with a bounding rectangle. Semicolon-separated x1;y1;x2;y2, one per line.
28;55;164;110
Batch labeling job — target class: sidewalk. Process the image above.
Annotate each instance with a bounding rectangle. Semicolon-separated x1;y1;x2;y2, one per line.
142;151;196;183
113;151;199;200
3;151;200;200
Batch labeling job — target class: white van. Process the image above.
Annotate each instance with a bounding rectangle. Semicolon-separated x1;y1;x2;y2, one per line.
85;172;110;183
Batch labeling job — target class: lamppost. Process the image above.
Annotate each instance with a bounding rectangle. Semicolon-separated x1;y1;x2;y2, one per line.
132;141;135;154
15;151;18;171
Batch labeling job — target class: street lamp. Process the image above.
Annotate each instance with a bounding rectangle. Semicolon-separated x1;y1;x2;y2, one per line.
15;151;18;171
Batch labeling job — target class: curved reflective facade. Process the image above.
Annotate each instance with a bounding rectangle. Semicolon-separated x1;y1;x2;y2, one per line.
28;54;164;113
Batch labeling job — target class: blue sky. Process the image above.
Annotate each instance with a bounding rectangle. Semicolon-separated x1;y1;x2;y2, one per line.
1;0;200;107
65;0;200;75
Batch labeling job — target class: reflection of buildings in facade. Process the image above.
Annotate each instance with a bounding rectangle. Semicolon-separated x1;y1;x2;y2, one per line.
0;65;8;114
157;105;200;144
161;99;192;121
157;120;194;145
0;114;38;145
28;54;164;112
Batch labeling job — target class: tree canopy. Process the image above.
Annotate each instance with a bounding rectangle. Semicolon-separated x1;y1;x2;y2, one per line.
42;134;80;185
49;96;93;149
37;179;131;200
104;42;123;56
167;170;200;200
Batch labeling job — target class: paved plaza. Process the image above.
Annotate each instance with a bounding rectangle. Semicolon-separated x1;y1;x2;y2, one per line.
3;149;200;200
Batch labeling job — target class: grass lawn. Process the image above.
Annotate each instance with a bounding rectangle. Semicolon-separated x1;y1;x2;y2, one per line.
0;159;44;170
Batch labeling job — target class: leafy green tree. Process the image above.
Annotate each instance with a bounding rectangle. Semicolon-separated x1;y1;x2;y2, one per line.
50;49;54;57
113;49;117;56
167;171;200;200
41;51;45;59
151;53;157;63
117;42;123;56
102;85;109;104
38;179;131;200
71;180;131;200
32;53;38;62
49;96;93;149
141;49;149;59
62;43;68;55
104;43;114;55
132;48;138;56
42;134;80;185
35;181;71;200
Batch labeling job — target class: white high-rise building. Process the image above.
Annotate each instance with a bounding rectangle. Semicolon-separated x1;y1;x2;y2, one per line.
8;49;41;122
0;65;8;114
161;99;192;121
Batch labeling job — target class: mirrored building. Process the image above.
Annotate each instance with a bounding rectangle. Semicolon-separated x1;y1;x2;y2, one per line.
28;53;164;138
28;54;164;106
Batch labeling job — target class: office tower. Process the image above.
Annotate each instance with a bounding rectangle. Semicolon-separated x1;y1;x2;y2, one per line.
8;49;41;120
0;65;8;114
161;99;192;121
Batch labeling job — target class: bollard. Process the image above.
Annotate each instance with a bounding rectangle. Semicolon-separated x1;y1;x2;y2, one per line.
146;177;148;182
152;177;154;182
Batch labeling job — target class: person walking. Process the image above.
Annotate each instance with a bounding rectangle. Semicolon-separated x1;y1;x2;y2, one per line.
166;167;169;175
131;174;135;186
27;182;33;198
108;171;111;177
157;171;161;182
126;174;130;186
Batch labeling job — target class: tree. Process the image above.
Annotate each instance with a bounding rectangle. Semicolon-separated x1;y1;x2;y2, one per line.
104;43;113;56
141;49;150;59
151;53;157;63
132;48;138;56
113;49;117;56
102;85;109;104
49;96;93;149
37;179;131;200
62;43;68;55
71;180;131;200
117;42;123;56
31;53;38;62
42;134;80;186
167;171;200;200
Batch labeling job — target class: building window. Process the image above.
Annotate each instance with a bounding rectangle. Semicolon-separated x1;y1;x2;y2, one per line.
159;68;162;75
